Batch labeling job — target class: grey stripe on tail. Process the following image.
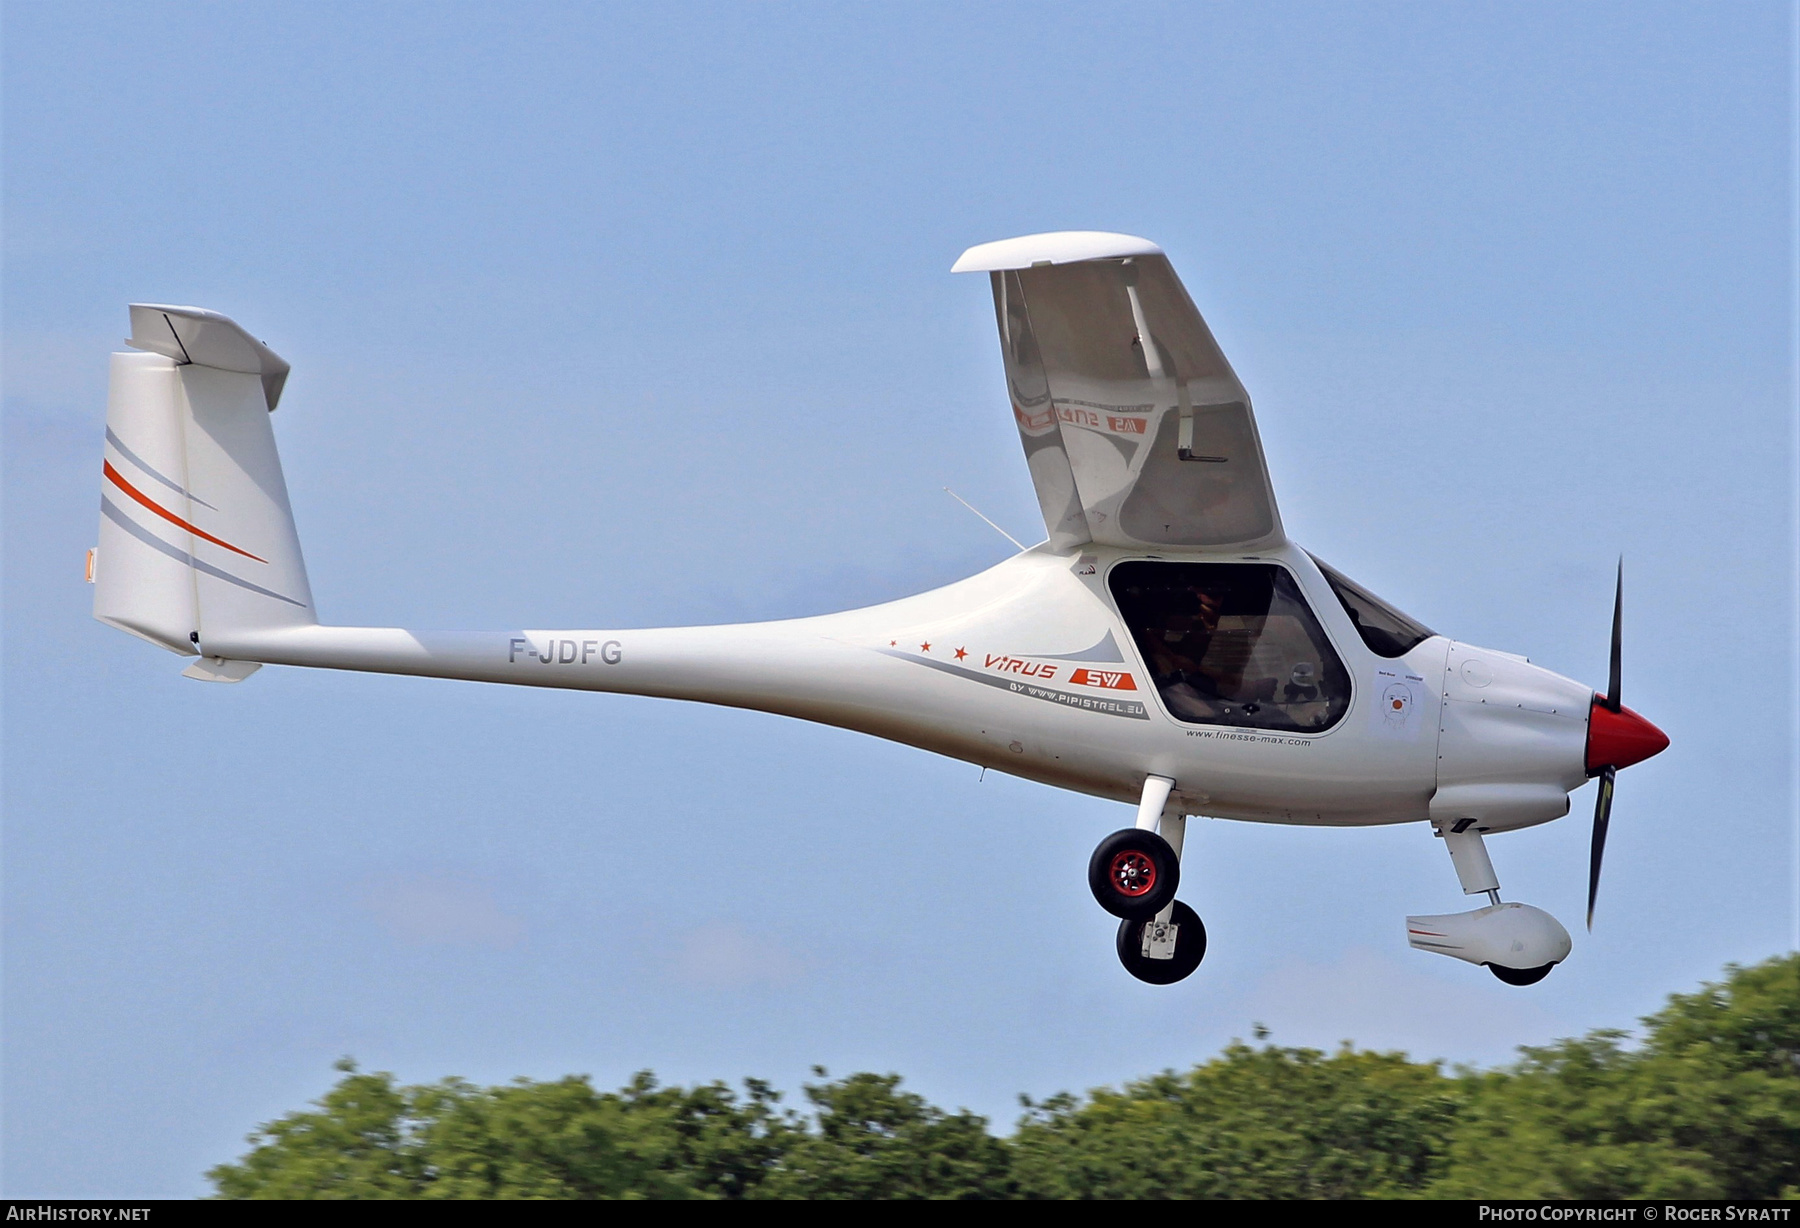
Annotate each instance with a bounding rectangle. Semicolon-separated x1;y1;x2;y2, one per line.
104;426;217;510
101;497;306;608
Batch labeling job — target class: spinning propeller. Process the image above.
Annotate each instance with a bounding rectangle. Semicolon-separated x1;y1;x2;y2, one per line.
1584;561;1670;929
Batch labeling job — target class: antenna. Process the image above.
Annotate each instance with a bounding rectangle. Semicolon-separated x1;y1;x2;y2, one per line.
942;487;1026;551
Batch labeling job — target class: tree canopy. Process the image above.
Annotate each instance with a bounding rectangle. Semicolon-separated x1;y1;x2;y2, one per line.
210;952;1799;1199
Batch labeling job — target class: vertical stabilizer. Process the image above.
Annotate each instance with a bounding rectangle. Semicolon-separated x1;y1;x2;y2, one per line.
94;309;315;661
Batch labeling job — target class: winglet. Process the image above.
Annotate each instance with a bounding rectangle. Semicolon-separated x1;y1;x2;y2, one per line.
126;304;291;411
951;231;1163;274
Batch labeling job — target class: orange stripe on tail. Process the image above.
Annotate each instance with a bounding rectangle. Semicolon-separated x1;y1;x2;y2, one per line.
102;459;267;563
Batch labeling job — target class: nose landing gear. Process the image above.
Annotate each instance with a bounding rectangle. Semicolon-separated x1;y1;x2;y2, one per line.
1407;823;1572;985
1094;775;1206;984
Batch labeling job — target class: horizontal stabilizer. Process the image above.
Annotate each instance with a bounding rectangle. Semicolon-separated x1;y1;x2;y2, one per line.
127;304;291;411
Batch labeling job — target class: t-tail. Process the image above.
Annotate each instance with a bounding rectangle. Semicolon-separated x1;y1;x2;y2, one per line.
84;306;1078;786
93;305;314;681
84;305;1011;746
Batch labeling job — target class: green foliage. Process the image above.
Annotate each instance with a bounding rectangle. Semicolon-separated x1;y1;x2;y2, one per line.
1010;1043;1458;1199
1429;953;1800;1199
210;1062;798;1199
210;1060;423;1199
210;953;1800;1200
754;1070;1012;1199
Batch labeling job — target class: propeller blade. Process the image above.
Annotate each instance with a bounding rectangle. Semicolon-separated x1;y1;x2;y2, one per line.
1605;559;1623;713
1586;765;1616;930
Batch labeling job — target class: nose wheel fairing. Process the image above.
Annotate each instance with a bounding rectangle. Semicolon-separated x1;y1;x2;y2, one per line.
1407;901;1572;982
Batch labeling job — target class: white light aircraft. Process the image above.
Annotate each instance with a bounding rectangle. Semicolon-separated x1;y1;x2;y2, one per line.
90;231;1668;985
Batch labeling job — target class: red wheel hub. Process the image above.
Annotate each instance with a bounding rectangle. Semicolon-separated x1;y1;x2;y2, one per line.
1109;849;1157;897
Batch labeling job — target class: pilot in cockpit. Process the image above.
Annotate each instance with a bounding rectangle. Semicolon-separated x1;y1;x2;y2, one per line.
1137;584;1228;722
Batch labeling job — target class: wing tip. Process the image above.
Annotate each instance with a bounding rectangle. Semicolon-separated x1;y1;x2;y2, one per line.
951;230;1163;273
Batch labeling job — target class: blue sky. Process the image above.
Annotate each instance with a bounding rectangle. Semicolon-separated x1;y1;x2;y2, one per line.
4;1;1795;1197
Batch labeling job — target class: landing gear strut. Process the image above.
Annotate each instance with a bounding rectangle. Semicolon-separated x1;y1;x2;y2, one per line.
1094;775;1206;984
1406;822;1571;986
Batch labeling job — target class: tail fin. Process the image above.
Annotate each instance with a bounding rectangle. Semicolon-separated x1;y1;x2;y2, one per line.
94;306;315;668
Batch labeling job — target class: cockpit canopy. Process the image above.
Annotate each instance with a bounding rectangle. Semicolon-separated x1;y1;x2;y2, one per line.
1307;554;1436;659
1110;561;1351;733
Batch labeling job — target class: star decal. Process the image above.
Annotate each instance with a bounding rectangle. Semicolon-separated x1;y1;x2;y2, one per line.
954;647;967;660
920;642;931;652
889;640;896;646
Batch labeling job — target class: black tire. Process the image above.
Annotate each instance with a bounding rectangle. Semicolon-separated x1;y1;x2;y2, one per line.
1116;900;1207;985
1487;962;1554;986
1087;828;1180;920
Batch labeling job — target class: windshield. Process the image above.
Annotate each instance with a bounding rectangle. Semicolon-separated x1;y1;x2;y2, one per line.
1308;554;1436;658
1110;561;1351;733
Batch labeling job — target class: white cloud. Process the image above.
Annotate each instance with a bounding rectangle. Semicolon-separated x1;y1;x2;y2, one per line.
670;921;809;990
362;872;526;949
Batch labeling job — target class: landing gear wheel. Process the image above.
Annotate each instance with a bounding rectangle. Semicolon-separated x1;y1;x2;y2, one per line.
1088;828;1180;920
1487;962;1553;986
1116;900;1206;984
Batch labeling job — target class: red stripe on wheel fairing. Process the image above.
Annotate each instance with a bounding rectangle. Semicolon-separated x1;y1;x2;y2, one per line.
102;459;267;563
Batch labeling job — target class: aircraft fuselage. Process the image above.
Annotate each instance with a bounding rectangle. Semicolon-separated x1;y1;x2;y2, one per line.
204;540;1594;831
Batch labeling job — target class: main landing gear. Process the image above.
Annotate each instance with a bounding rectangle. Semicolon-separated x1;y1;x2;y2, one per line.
1090;775;1206;984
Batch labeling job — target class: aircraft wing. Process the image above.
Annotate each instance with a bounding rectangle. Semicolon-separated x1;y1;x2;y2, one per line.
955;232;1283;552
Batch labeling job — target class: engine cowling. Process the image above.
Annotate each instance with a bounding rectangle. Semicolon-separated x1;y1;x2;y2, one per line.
1432;642;1593;833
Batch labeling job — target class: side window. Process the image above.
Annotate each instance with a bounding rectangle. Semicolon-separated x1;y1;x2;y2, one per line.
1109;562;1351;733
1307;554;1436;659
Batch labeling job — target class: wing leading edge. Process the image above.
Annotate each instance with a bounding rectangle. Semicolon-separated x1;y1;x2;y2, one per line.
957;232;1283;553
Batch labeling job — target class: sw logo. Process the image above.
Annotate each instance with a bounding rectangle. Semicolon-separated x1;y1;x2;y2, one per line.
1070;668;1137;691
